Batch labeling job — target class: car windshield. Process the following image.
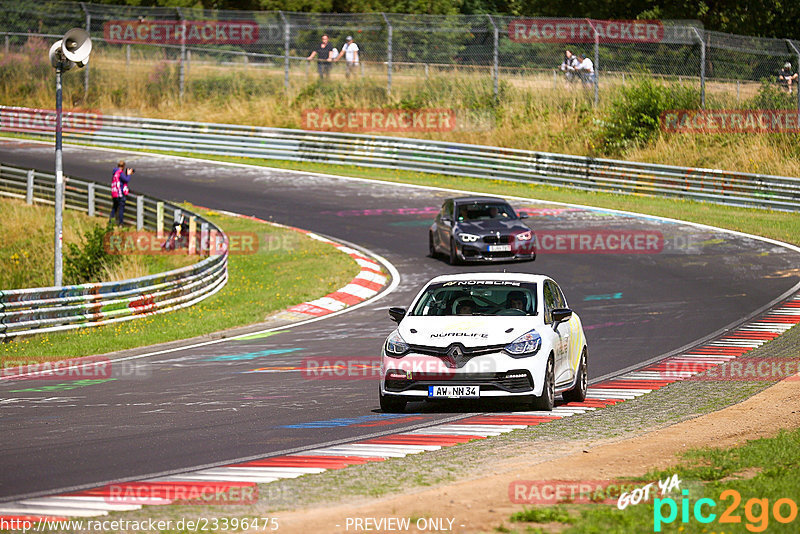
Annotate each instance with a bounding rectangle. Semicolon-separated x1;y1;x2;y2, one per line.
455;202;517;222
410;281;537;316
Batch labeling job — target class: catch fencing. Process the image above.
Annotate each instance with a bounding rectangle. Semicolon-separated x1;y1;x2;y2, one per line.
0;162;228;340
1;106;797;212
2;1;800;108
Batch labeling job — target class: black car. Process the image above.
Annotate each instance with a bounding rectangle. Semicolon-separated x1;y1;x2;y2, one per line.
429;196;536;264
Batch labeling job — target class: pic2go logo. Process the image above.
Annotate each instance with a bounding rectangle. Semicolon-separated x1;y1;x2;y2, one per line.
654;489;799;532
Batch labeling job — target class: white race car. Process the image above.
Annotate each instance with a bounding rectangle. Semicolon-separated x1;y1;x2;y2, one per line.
379;273;588;412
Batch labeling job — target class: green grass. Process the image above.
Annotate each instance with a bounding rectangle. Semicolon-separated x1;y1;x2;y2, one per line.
0;204;360;361
507;427;800;533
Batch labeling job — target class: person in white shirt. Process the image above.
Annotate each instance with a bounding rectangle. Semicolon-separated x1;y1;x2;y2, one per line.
335;36;360;79
575;54;595;85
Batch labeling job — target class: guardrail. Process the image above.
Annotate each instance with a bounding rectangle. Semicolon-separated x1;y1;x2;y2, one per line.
1;106;799;211
0;162;228;340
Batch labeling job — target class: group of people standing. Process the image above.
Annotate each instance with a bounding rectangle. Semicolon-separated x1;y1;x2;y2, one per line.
559;49;595;85
307;34;360;80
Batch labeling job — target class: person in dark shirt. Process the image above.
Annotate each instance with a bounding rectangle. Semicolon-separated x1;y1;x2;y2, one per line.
307;34;334;80
777;62;798;94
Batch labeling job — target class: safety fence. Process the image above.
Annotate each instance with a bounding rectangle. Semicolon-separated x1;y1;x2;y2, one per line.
0;162;228;340
3;1;800;108
1;107;797;212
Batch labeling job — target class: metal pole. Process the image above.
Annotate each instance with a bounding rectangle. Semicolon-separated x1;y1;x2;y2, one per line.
693;27;705;109
177;8;185;100
382;13;392;95
136;195;144;230
26;169;34;204
4;34;8;54
592;19;599;107
54;66;64;287
126;44;130;69
81;3;90;99
786;40;800;111
87;182;95;216
487;15;499;100
279;11;290;90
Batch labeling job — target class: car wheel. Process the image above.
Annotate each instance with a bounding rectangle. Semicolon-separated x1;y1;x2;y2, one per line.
562;348;587;403
530;356;555;411
448;238;460;265
379;391;407;413
429;232;438;258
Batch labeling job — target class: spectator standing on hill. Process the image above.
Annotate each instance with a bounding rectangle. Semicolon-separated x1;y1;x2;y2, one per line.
109;161;133;226
307;34;334;80
575;54;595;85
559;49;579;82
336;36;360;79
777;62;798;94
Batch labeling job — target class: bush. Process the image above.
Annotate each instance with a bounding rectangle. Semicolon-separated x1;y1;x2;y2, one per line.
747;80;795;110
64;223;120;284
598;79;699;155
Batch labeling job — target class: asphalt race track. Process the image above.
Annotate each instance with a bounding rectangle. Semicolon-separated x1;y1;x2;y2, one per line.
1;139;798;500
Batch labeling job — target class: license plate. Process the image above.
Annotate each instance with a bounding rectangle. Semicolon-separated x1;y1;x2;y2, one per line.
428;385;480;398
488;244;511;252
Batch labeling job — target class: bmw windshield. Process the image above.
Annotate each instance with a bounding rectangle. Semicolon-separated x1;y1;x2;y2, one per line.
410;281;537;317
455;202;517;222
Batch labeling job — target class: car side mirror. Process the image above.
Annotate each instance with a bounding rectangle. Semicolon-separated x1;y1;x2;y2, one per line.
388;307;406;323
518;212;529;219
552;308;572;327
441;217;452;225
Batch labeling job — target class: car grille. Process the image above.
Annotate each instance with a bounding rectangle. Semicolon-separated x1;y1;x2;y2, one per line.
483;234;512;244
385;371;533;393
406;343;507;368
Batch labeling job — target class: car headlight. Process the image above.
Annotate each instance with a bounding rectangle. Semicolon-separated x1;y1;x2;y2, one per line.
457;233;480;243
385;329;408;357
516;230;532;241
504;329;542;357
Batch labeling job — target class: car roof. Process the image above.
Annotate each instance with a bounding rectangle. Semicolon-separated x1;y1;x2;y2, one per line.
426;272;551;284
450;196;510;204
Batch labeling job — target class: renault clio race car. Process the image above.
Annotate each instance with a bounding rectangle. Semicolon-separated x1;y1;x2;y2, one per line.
379;273;587;412
429;196;536;264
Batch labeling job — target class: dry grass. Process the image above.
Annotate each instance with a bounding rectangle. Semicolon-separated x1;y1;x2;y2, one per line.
3;39;800;178
0;197;196;289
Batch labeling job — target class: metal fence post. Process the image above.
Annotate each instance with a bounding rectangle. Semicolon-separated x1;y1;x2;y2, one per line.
279;11;290;90
692;27;706;109
382;13;392;95
188;216;196;254
126;44;130;69
4;33;8;54
786;40;800;111
80;2;90;99
177;7;185;100
87;182;95;216
25;169;35;204
156;201;164;238
136;195;144;230
200;221;209;255
487;15;499;99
